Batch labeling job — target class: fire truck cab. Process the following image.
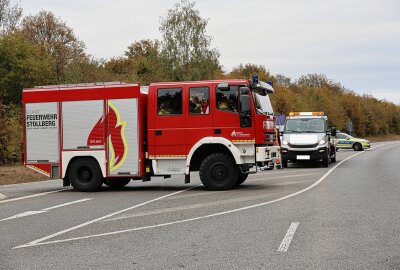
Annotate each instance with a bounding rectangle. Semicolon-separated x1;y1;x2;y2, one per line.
22;78;280;192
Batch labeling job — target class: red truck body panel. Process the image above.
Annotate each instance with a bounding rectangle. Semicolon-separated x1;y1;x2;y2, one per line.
22;83;146;178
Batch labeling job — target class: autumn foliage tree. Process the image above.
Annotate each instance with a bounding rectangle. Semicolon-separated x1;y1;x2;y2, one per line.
159;0;221;81
21;11;86;81
0;32;53;104
0;0;22;34
124;39;164;84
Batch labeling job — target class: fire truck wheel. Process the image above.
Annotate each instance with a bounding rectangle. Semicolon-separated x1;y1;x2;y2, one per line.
69;158;103;192
199;153;238;191
235;172;248;186
104;178;131;188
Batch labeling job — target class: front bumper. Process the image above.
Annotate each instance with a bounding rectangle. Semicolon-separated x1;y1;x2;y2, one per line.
362;142;371;148
281;147;328;161
256;145;281;164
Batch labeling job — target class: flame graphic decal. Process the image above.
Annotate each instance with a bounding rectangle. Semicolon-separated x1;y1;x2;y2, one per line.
87;117;104;146
108;101;128;172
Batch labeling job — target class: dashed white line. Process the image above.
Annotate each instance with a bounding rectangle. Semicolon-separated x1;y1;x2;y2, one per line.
278;222;299;252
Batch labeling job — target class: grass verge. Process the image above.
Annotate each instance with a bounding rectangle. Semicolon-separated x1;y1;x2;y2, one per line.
366;134;400;142
0;164;48;185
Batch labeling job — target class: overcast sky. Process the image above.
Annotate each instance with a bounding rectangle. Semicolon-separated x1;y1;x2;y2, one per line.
16;0;400;104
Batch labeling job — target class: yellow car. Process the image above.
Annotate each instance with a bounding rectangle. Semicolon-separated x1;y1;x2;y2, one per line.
335;131;371;151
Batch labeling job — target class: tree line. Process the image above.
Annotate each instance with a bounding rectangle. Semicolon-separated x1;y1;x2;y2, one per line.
0;0;399;164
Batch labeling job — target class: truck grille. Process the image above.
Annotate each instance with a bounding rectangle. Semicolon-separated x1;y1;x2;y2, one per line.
288;143;318;148
264;132;276;145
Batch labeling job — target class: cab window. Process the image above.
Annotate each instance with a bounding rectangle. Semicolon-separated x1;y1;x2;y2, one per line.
216;86;239;113
189;87;209;115
157;88;182;115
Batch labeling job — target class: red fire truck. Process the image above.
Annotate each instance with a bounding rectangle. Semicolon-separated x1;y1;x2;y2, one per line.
22;78;280;191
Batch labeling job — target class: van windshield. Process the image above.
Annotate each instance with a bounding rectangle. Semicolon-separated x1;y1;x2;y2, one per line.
284;118;325;133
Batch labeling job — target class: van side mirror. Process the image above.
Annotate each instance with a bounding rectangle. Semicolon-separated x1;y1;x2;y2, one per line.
330;127;337;136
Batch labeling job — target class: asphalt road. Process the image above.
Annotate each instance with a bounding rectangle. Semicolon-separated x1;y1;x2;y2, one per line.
1;142;399;269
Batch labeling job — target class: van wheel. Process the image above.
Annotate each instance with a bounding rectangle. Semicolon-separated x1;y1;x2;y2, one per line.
104;178;131;188
199;153;238;191
68;158;103;192
322;157;329;167
330;149;337;163
353;143;362;151
282;159;288;168
235;172;248;186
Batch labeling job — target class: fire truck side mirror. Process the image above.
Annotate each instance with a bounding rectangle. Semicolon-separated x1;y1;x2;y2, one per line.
239;87;251;115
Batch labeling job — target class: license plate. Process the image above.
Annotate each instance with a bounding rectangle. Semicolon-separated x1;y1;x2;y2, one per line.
297;155;310;160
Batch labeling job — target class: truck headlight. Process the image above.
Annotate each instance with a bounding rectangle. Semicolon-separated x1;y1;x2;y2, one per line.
282;140;288;145
318;139;326;145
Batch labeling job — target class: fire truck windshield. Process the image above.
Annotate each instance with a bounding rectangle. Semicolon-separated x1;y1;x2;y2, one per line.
252;90;274;115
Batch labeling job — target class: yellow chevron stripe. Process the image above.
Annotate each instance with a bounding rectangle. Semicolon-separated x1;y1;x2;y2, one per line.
27;165;50;177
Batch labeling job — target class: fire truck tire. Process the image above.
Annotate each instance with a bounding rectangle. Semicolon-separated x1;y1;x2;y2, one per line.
104;178;131;188
199;153;238;191
235;172;248;186
68;158;103;192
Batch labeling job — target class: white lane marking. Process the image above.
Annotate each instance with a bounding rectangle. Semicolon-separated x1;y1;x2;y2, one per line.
167;190;229;200
0;188;72;204
170;174;319;200
1;211;47;221
278;222;299;252
0;192;7;201
257;168;318;175
1;198;92;221
42;198;92;211
14;185;198;249
15;143;392;248
104;191;308;222
248;173;320;182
